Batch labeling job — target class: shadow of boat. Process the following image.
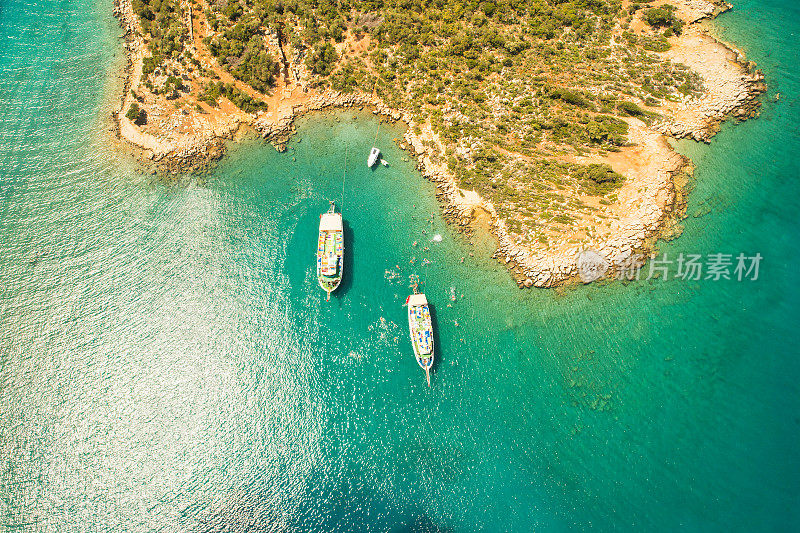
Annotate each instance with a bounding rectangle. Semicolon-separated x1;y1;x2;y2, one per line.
331;218;354;304
428;301;442;378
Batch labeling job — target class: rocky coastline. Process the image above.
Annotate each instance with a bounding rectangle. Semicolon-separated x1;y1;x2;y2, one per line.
112;0;765;289
651;5;766;142
406;0;766;289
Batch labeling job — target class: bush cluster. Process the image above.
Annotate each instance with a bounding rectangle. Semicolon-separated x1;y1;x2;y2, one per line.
306;42;339;77
642;5;684;36
199;82;268;113
204;13;277;93
576;163;625;195
125;102;147;125
132;0;187;62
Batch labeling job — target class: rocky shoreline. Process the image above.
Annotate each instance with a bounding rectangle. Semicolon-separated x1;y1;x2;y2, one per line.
112;0;764;289
652;31;766;141
403;120;692;288
400;0;765;288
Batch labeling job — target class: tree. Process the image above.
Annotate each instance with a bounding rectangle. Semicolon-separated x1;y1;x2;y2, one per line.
125;102;146;125
642;5;684;35
233;38;277;92
306;42;339;77
223;1;244;21
586;121;607;143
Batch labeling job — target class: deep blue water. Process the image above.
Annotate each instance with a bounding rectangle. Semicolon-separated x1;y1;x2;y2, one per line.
0;0;798;531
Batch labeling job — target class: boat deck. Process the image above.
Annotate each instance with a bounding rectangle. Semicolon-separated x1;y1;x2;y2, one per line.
409;304;433;356
317;230;343;284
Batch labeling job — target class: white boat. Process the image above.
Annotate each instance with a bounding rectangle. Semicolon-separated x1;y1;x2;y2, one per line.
367;147;381;167
316;202;344;301
380;158;389;167
406;293;434;386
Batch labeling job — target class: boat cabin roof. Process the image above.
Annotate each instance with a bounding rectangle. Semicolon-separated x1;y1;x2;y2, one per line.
408;293;428;306
320;212;343;231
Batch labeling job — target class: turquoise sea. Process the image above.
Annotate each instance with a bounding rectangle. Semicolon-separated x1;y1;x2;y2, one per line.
1;0;798;530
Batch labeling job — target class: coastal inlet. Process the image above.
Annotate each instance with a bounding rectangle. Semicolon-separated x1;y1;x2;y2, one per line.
113;0;766;289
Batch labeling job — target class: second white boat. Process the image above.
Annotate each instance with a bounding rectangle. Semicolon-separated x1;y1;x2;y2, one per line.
367;146;381;167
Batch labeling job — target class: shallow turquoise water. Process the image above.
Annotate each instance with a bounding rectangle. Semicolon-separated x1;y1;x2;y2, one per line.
1;0;798;531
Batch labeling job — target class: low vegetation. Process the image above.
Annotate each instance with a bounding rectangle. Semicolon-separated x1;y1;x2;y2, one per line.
125;102;147;124
642;5;684;36
128;0;704;247
199;81;269;113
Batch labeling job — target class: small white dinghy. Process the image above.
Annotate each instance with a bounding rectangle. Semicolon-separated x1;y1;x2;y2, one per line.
380;158;389;167
367;147;381;167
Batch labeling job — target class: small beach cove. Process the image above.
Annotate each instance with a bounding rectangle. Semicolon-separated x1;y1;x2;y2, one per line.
112;0;768;290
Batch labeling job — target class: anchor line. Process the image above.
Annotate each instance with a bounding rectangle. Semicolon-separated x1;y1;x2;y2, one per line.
341;144;348;210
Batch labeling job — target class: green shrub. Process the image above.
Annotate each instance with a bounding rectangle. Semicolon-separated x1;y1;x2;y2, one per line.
223;1;243;21
549;86;593;109
232;41;277;93
125;102;146;125
586;121;607;143
306;42;339;77
199;82;268;113
576;163;625;195
642;5;684;35
618;101;645;116
131;0;186;73
641;36;670;52
142;55;161;75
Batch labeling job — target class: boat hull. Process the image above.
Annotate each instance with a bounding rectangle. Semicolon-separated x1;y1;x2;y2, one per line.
317;208;344;298
407;293;434;373
368;147;381;167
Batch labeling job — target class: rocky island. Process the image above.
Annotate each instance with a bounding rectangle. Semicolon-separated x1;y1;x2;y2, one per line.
113;0;765;287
